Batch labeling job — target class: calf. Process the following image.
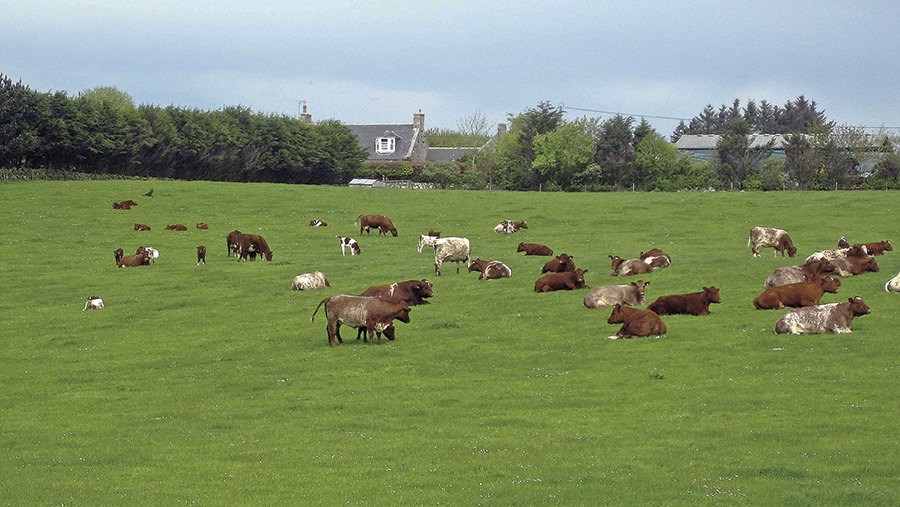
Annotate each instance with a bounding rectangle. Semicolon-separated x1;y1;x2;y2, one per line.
433;237;471;275
857;240;892;256
647;286;722;316
494;220;527;234
583;280;648;309
226;230;242;257
83;296;104;311
134;223;151;231
542;253;576;273
427;229;441;237
640;248;671;268
308;219;327;227
359;279;434;306
137;246;159;264
765;259;835;288
196;222;209;229
480;260;512;280
607;304;666;339
357;214;398;237
417;234;441;253
517;242;553;256
310;295;411;347
113;248;124;265
753;276;841;309
165;224;188;231
238;233;273;261
775;297;871;334
748;226;797;257
885;271;900;292
292;271;331;291
197;245;206;265
534;269;588;292
338;236;360;256
610;255;652;277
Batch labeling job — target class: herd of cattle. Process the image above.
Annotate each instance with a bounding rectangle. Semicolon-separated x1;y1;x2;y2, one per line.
103;197;899;345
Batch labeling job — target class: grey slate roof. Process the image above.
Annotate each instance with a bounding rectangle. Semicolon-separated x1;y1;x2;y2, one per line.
676;133;887;150
345;123;419;161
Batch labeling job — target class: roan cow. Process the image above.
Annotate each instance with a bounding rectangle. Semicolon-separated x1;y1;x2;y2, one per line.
647;286;722;316
753;276;841;309
583;280;649;309
357;214;398;237
310;295;411;347
805;244;866;263
774;297;871;334
610;255;652;277
433;237;471;275
606;304;666;339
748;226;797;258
417;234;441;253
534;269;588;292
517;242;553;256
292;271;331;291
541;253;576;273
764;258;836;288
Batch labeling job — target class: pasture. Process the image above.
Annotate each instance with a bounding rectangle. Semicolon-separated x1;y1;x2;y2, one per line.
1;180;899;505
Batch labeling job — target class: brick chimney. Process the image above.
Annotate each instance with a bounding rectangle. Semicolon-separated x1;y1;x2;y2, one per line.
413;109;425;131
300;104;312;124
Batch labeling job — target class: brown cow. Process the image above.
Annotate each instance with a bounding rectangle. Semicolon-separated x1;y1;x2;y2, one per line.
226;230;242;257
844;255;879;275
118;249;150;268
610;255;652;277
197;245;206;265
534;269;588;292
517;242;553;256
112;201;131;210
165;224;188;231
607;304;666;339
753;276;841;310
238;233;273;261
542;253;576;273
357;214;398;236
748;227;797;257
196;222;209;229
640;248;671;268
359;279;434;306
113;248;124;265
647;286;722;316
427;229;441;237
134;223;151;231
310;295;411;347
467;258;491;274
765;258;836;288
857;241;892;255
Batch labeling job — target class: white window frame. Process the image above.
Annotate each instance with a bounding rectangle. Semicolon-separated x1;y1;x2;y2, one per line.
375;137;396;154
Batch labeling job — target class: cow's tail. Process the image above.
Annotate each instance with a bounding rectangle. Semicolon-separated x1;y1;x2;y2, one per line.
310;297;329;323
355;215;362;223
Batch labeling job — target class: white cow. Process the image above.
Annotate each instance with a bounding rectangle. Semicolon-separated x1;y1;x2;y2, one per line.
774;297;871;334
83;296;104;310
417;234;441;253
292;271;331;291
432;237;471;275
886;271;900;292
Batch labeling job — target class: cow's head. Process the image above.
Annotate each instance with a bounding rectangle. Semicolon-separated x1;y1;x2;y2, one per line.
573;268;588;287
264;251;274;261
609;255;623;270
786;245;797;257
822;276;842;293
703;286;723;304
608;304;626;324
883;240;893;252
517;242;526;252
631;280;649;304
847;245;867;257
413;280;435;299
847;297;871;316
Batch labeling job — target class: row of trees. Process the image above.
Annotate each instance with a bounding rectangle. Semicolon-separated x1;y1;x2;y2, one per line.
0;75;368;183
669;96;834;141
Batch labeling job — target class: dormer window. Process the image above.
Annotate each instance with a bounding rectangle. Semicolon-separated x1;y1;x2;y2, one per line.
375;137;396;154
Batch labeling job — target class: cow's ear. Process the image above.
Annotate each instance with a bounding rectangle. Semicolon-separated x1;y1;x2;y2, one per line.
703;286;709;291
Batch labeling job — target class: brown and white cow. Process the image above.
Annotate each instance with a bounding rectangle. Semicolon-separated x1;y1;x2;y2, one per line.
134;223;151;231
583;280;648;309
610;255;653;277
805;244;866;263
308;219;327;227
137;246;159;264
640;248;671;269
775;297;871;334
494;220;528;234
749;227;797;258
541;253;576;273
857;240;893;255
238;233;273;261
359;279;434;306
647;286;722;316
517;242;553;256
479;260;512;280
292;271;331;291
338;236;360;256
534;269;588;292
197;245;206;265
118;248;151;268
433;237;471;275
83;296;104;311
753;276;841;309
357;214;398;237
226;230;242;257
885;271;900;292
765;258;836;288
467;258;491;274
310;295;411;347
606;304;666;339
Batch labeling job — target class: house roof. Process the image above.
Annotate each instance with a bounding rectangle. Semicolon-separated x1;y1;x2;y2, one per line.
676;133;888;150
345;123;418;161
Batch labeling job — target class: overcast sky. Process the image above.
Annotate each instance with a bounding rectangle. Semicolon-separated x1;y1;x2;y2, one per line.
4;1;899;137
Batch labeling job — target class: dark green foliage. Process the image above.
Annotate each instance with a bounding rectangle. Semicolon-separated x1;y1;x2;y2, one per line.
681;96;834;136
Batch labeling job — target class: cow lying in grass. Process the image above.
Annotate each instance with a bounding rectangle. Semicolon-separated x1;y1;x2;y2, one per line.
774;297;871;334
584;280;648;309
534;269;588;292
753;276;841;309
293;271;330;291
606;304;666;339
647;287;722;316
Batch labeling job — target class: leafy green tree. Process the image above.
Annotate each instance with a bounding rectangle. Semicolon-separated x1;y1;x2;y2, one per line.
635;131;679;190
594;114;636;189
715;118;774;189
532;120;595;190
784;133;818;190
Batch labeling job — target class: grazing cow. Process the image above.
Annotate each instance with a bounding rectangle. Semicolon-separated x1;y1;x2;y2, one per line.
226;230;242;257
640;248;671;269
417;234;441;253
137;246;159;264
357;214;398;237
197;245;206;265
359;279;434;306
748;227;797;258
517;242;553;256
606;304;666;339
310;295;412;347
196;222;209;229
584;280;649;309
433;237;471;275
494;220;528;234
647;286;722;316
542;253;576;273
480;260;512;280
308;219;327;227
775;297;871;334
292;271;331;291
338;236;360;256
427;229;441;237
534;269;588;292
238;233;273;261
165;224;188;231
765;259;836;288
805;244;866;263
885;271;900;292
134;223;151;231
112;201;131;210
118;249;151;268
83;296;104;311
113;248;124;265
609;255;653;277
753;276;841;309
857;240;893;256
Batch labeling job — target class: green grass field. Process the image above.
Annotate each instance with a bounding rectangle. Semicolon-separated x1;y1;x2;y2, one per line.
2;180;899;505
